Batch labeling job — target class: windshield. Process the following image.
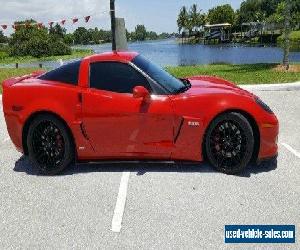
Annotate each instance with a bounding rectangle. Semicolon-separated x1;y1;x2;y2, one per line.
132;55;185;94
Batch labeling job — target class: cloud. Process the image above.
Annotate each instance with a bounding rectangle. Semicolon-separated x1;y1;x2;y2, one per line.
0;0;110;34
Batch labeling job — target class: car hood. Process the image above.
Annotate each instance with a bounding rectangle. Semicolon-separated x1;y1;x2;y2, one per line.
184;76;254;97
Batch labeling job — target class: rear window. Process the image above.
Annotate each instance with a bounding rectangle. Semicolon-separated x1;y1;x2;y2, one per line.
38;60;82;85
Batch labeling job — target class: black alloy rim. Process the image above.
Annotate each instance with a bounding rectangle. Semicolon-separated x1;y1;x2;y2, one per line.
209;120;246;170
32;121;65;170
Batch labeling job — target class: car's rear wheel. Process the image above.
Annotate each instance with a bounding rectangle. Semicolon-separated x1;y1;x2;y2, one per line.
205;112;254;175
27;114;74;175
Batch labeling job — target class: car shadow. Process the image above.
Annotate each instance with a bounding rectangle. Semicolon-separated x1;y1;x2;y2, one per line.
13;156;278;178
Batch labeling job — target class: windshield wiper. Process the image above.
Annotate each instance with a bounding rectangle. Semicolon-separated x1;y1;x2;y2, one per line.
175;79;191;94
180;78;191;87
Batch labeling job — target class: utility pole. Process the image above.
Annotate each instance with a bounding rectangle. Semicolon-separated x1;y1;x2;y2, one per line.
283;0;291;70
110;0;116;51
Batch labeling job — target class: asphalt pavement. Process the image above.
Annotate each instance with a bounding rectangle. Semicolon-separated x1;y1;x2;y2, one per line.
0;89;299;249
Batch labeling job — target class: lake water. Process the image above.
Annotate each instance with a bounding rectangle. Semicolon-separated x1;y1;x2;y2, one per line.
79;39;300;66
1;39;300;68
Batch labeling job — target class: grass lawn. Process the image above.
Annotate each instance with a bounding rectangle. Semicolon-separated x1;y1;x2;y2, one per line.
1;63;300;94
166;64;300;85
0;49;93;65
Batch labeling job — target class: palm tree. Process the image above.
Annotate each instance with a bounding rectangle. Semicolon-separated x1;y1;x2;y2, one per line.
283;0;291;70
178;4;206;40
177;6;189;38
190;4;199;33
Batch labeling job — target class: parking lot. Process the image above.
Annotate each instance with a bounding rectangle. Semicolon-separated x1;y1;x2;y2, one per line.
0;89;299;249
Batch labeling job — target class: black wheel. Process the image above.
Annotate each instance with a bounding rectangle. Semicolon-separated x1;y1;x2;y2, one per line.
27;114;74;175
205;112;254;175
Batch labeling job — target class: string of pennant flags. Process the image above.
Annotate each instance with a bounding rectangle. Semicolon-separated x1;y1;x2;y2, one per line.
0;11;109;31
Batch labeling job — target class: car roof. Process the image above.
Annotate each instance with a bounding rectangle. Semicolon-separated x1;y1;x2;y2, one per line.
84;51;139;62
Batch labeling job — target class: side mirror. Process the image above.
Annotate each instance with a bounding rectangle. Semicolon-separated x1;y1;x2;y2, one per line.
133;86;150;99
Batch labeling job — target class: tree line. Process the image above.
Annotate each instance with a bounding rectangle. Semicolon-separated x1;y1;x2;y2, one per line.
0;21;173;58
177;0;300;36
70;24;173;45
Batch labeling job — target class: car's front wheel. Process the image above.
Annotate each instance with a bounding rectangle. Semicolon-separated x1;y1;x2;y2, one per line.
205;112;254;175
27;114;74;175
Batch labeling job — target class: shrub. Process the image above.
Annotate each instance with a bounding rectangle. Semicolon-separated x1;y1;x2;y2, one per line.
9;22;71;58
277;30;300;51
49;39;71;56
26;37;51;58
277;31;300;43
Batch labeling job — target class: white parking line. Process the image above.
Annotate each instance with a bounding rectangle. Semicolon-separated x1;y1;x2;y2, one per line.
111;171;131;233
281;143;300;158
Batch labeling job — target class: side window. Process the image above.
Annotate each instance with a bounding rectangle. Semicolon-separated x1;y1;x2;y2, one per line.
38;60;81;85
89;62;151;94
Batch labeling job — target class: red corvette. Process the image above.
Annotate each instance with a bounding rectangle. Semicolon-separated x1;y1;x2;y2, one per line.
2;52;278;175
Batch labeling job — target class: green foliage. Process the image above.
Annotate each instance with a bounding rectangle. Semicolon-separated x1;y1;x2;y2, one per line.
177;7;189;34
126;25;164;42
238;0;299;28
178;1;300;38
73;27;92;45
177;4;205;36
64;33;75;45
158;33;173;39
25;36;51;57
48;37;71;56
97;29;112;43
49;23;66;39
134;25;147;41
266;2;285;25
147;31;158;40
0;51;8;60
278;31;300;43
73;27;112;44
239;0;265;23
0;31;8;43
207;4;235;25
8;20;71;58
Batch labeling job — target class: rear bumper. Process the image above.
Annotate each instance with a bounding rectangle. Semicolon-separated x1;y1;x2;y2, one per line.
4;112;24;153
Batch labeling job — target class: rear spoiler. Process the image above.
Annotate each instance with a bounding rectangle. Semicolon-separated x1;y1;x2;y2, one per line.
2;70;46;88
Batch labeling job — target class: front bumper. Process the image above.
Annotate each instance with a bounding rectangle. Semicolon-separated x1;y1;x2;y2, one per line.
258;114;279;160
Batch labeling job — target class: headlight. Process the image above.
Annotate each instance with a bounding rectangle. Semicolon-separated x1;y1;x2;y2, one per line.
255;97;274;114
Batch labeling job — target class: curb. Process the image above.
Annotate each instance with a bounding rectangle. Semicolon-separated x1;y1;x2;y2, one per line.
240;82;300;91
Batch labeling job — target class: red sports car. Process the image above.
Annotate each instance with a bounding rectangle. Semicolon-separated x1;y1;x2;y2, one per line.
2;52;278;175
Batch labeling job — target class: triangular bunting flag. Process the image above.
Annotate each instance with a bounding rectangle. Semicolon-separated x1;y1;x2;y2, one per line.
12;24;20;30
1;13;92;30
37;23;43;29
84;16;91;23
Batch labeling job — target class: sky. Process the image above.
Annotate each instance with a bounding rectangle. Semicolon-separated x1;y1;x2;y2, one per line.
0;0;243;35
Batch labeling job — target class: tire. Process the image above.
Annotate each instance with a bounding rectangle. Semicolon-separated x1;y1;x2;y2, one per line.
27;114;74;175
205;112;254;175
